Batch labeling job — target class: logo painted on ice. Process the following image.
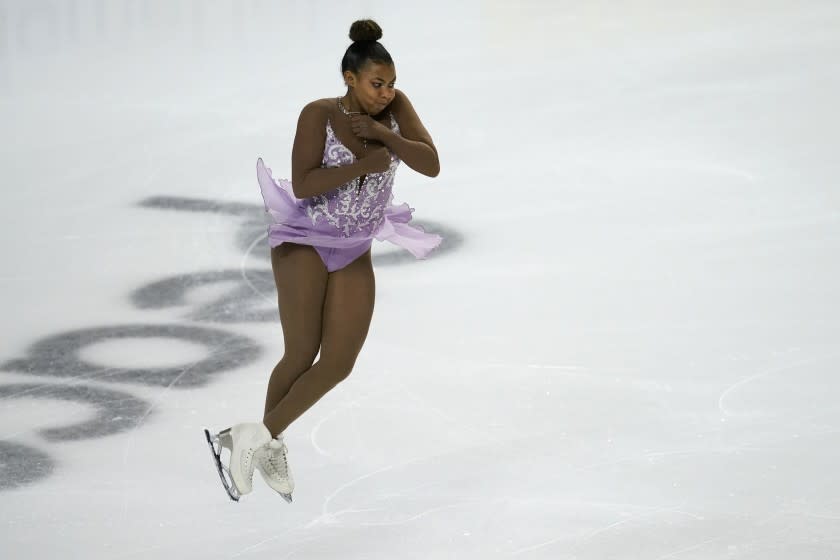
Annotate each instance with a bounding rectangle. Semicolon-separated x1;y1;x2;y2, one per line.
0;196;460;490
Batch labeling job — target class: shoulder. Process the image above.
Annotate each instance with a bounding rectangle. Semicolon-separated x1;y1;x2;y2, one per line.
391;89;411;112
295;98;333;130
297;98;335;139
391;88;429;123
311;97;336;110
389;89;421;122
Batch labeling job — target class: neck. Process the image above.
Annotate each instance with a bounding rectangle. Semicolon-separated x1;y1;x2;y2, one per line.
342;92;365;114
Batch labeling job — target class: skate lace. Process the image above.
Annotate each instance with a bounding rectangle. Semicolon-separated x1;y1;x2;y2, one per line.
265;443;289;478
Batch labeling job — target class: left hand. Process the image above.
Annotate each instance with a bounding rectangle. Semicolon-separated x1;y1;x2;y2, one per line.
351;115;388;142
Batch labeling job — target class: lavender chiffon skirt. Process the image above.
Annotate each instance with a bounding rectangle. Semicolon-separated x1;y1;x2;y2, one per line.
256;158;442;268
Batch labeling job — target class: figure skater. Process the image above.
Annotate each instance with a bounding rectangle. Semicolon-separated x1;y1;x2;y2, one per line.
204;19;441;502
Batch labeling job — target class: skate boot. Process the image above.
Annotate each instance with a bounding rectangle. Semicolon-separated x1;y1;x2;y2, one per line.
256;434;295;503
203;422;272;501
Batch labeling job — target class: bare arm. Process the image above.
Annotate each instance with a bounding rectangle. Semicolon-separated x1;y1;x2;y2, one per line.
291;101;373;198
371;89;440;177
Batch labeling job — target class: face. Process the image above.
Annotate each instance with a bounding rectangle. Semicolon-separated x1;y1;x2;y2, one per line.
345;62;397;115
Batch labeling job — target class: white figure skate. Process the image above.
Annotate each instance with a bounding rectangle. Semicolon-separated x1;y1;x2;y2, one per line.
203;423;272;501
256;435;294;503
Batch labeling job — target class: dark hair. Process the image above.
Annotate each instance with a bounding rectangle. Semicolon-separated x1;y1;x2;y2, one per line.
341;19;393;75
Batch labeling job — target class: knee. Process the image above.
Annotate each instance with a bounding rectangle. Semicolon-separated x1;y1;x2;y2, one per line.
280;347;319;372
320;355;357;386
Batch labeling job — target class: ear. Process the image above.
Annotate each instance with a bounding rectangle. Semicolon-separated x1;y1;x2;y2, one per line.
343;71;357;88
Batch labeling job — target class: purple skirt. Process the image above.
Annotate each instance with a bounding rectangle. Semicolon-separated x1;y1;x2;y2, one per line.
256;158;442;271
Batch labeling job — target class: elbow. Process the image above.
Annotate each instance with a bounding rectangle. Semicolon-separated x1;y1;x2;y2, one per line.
291;175;308;198
429;150;441;177
293;186;310;199
427;161;440;178
423;154;440;177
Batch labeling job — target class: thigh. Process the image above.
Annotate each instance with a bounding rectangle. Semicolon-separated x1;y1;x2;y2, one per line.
271;243;329;362
319;249;376;369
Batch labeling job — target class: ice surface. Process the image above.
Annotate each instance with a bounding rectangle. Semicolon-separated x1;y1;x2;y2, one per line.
1;1;840;558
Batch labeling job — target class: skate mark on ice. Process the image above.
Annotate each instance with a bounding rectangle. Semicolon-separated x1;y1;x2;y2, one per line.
109;543;167;559
392;380;502;446
315;456;429;524
234;530;330;560
655;536;727;560
574;446;766;473
511;505;689;556
355;502;468;527
232;536;294;558
311;457;482;530
779;508;840;522
307;386;396;458
308;386;477;459
309;398;363;458
718;354;837;417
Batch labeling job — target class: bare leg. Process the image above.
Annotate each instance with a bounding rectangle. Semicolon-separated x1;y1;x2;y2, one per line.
263;249;375;436
262;243;328;418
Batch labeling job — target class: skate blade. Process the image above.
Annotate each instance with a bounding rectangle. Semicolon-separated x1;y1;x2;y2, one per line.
203;428;240;502
280;492;293;504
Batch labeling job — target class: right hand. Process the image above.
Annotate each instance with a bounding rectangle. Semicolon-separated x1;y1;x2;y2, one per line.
361;146;392;174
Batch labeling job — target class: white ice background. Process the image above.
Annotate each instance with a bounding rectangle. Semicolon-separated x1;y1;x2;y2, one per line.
1;1;840;559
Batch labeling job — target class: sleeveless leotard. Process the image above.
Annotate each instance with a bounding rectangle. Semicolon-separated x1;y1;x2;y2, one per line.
257;112;441;271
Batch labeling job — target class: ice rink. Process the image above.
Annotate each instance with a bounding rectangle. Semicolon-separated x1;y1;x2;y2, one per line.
2;1;840;558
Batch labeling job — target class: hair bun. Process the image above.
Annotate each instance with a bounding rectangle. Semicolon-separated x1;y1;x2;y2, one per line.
349;19;383;42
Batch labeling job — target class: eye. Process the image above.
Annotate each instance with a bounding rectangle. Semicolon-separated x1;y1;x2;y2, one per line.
372;83;383;88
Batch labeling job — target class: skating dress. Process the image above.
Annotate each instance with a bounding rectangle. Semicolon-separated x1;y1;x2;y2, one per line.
256;111;441;272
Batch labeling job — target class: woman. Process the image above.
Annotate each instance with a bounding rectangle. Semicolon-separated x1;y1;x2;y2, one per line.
204;19;441;502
